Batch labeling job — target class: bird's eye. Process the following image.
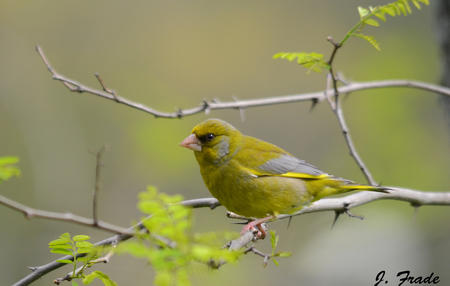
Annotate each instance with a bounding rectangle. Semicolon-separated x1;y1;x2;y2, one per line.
199;133;215;143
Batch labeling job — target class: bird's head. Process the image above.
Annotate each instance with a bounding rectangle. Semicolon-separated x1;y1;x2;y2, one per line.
180;119;242;165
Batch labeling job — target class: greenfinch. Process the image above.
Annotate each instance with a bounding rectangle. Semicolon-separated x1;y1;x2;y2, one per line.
181;119;385;237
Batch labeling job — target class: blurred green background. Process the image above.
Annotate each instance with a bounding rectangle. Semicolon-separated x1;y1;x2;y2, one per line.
1;0;449;285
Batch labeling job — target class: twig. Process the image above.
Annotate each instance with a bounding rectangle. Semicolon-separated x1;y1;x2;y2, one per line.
0;194;130;235
326;36;376;185
94;73;119;101
244;247;273;267
35;46;450;119
93;146;106;226
180;197;220;209
92;145;106;225
334;101;376;185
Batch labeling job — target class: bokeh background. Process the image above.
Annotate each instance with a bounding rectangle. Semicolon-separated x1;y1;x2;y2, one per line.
1;0;449;285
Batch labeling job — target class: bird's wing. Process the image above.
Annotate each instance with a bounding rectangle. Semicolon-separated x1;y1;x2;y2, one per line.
253;154;329;179
237;136;329;180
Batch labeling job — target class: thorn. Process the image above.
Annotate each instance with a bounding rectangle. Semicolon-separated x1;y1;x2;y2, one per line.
232;96;246;122
331;210;342;229
176;108;183;119
287;216;293;229
202;99;211;115
411;202;420;222
331;204;364;228
309;98;319;112
28;266;38;272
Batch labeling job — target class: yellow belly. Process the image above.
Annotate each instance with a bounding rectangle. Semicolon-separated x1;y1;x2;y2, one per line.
200;163;310;218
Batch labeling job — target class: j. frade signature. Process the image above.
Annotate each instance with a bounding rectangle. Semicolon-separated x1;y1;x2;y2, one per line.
375;270;440;286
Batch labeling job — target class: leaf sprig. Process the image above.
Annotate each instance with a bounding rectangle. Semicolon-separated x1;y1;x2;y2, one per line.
0;156;20;182
273;0;430;72
117;186;241;286
346;0;430;50
49;233;116;286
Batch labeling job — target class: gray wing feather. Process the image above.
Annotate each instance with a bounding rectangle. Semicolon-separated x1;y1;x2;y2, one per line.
258;154;325;176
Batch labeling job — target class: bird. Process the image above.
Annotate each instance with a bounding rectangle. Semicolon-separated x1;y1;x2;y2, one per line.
180;118;386;238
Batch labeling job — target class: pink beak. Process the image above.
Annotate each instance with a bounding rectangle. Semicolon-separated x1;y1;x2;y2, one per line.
180;134;202;152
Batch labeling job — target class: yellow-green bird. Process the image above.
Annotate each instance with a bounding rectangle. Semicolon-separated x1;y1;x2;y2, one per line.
180;118;385;237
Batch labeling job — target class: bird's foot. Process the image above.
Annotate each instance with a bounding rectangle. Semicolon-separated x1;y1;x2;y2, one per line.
240;216;273;239
241;222;266;239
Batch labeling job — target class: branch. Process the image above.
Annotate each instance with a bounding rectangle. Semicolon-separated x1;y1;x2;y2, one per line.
326;36;376;185
0;194;130;235
11;197;220;286
333;94;376;184
12;186;449;285
276;186;450;221
35;46;450;119
92;146;106;226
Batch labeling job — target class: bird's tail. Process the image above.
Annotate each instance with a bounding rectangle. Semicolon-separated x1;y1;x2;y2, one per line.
308;177;389;201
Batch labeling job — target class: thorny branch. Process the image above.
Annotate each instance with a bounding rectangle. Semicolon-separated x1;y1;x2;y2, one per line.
12;186;450;285
35;46;450;119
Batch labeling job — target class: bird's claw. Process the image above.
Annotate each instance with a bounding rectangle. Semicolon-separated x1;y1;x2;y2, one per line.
241;222;266;239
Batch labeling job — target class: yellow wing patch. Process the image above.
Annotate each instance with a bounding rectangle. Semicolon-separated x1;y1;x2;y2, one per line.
242;166;329;180
279;172;329;180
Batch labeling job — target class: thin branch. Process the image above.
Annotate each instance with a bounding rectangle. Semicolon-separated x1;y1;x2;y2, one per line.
36;46;450;119
0;194;130;235
94;73;119;101
334;101;376;184
93;146;106;226
326;37;376;185
244;247;273;267
277;186;450;221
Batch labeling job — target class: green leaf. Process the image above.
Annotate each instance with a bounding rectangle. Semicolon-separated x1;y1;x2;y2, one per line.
73;235;90;242
138;201;164;214
357;6;370;18
191;245;213;262
50;248;73;256
0;156;20;182
275;251;292;257
72;281;79;286
373;11;386;21
57;259;74;264
269;230;279;254
364;18;379;27
83;271;117;286
352;33;380;51
77;247;93;254
273;52;328;73
272;258;279;266
60;232;71;239
384;5;397;16
49;244;72;249
49;238;71;246
411;0;421;9
75;241;93;248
